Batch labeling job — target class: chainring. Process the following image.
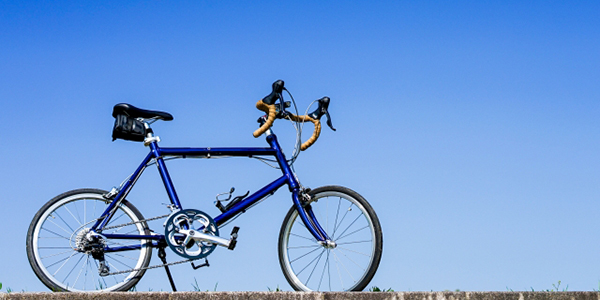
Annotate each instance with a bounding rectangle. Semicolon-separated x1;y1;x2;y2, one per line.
164;209;219;259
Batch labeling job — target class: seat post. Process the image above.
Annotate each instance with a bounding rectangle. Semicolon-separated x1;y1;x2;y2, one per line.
143;121;161;146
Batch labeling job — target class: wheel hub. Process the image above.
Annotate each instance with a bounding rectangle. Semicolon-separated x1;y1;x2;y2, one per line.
320;240;337;249
74;228;91;252
74;228;106;253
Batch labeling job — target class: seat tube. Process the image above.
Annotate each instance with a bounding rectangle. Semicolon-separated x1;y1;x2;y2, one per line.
149;142;183;209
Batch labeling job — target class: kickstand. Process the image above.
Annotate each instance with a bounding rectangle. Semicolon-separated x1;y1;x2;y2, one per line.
158;246;177;292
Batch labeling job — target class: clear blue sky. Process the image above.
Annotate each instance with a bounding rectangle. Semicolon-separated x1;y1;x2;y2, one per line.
1;0;599;292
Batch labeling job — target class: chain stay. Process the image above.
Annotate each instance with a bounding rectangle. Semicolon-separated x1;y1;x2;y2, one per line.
101;213;180;276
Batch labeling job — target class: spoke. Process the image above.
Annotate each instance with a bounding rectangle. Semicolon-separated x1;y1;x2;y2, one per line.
334;248;366;271
63;253;86;282
290;246;323;264
41;250;74;260
84;255;90;289
295;248;326;276
107;261;122;273
72;253;88;288
52;251;78;276
333;197;341;239
84;200;87;225
333;250;356;283
46;218;75;236
40;228;70;240
337;225;370;241
45;252;72;268
335;213;364;242
94;200;98;223
52;211;75;233
328;250;332;290
317;250;330;291
296;217;308;230
304;248;326;287
332;202;353;238
288;245;321;249
107;212;127;227
74;201;82;226
39;247;73;250
108;255;138;269
332;251;346;290
64;206;83;226
112;252;141;262
290;232;316;243
326;197;329;237
337;246;372;257
337;240;372;246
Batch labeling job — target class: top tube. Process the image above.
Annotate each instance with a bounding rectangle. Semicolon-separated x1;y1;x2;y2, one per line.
159;147;277;158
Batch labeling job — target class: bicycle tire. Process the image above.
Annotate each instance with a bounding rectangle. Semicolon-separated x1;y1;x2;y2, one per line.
26;189;152;292
278;185;383;291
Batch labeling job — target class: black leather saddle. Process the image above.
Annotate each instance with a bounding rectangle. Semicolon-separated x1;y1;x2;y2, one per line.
112;103;173;121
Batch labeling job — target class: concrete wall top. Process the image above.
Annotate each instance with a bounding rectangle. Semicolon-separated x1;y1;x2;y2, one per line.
1;292;599;300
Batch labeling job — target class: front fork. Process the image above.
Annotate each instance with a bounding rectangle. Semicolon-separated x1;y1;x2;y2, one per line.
265;131;332;244
292;188;331;243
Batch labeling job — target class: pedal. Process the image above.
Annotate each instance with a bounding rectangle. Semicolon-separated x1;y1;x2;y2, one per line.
191;259;210;270
228;227;240;250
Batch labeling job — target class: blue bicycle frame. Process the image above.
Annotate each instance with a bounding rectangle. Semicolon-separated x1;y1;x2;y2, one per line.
90;131;330;253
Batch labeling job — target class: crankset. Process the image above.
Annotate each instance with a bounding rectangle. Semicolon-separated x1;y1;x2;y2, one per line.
164;209;238;259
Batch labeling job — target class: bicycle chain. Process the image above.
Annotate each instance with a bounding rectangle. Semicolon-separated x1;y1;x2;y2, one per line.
101;213;171;231
106;257;200;276
100;213;199;276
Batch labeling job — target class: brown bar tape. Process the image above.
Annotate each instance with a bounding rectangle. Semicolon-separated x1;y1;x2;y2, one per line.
253;100;277;138
287;114;322;151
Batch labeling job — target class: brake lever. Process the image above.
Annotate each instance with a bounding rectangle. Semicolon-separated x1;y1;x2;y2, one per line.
325;111;336;131
275;101;291;118
308;97;336;131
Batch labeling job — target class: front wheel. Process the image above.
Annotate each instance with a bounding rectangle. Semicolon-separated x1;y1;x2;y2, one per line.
278;186;383;291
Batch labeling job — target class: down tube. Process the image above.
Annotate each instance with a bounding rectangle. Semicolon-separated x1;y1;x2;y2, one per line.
213;176;288;226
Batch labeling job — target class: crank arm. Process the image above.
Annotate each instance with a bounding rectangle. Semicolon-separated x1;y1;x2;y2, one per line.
179;229;233;249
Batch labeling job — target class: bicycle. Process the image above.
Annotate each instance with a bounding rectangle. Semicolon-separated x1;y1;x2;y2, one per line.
26;80;383;292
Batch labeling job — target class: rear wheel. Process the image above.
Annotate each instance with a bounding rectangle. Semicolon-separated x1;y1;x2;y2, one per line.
278;186;383;291
26;189;152;292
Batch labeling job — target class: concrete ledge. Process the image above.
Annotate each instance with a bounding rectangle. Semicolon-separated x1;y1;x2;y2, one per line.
1;292;599;300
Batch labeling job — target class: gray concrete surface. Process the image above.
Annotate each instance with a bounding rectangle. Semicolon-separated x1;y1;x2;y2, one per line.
1;292;599;300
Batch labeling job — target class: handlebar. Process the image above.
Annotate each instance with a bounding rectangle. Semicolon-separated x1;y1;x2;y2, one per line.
253;80;335;151
252;80;284;138
286;113;322;151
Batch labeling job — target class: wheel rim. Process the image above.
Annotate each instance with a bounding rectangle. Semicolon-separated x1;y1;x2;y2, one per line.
31;193;150;292
281;191;378;291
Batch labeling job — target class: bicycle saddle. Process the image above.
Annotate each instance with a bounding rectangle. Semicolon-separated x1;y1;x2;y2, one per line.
112;103;174;121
